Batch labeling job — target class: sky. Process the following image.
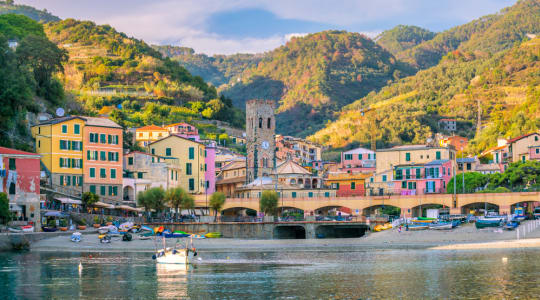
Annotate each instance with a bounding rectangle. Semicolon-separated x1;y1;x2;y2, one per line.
18;0;516;55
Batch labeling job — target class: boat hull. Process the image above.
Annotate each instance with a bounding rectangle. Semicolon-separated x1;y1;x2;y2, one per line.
475;220;501;229
429;223;453;230
408;225;428;231
155;248;191;264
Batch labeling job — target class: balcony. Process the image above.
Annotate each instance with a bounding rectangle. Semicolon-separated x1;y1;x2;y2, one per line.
423;188;443;194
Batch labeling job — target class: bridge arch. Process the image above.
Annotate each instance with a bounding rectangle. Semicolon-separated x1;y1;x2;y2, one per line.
362;204;401;218
410;203;450;218
221;207;256;216
460;202;499;215
313;205;353;216
508;200;537;214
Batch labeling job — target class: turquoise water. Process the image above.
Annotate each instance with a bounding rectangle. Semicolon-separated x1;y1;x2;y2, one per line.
1;248;540;299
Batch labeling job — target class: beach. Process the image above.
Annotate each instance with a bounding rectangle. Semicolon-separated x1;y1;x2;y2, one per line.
29;220;540;253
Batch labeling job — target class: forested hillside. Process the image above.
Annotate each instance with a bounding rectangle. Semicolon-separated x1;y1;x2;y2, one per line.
0;14;67;149
310;37;540;152
43;19;245;132
398;0;540;69
0;1;59;23
221;30;413;137
154;45;263;87
375;25;435;57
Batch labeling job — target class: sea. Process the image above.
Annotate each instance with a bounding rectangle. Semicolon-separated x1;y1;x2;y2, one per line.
1;248;540;299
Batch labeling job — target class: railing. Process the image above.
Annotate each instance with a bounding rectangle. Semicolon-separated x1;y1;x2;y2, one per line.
423;188;443;194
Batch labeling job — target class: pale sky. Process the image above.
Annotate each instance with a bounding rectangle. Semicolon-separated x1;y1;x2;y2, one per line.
18;0;516;55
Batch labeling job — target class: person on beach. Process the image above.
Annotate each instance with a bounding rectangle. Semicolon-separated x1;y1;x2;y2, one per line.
398;225;402;233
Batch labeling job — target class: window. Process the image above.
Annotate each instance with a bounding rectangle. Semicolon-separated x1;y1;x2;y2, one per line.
292;192;297;198
370;178;374;183
188;147;194;159
100;168;106;178
406;169;410;179
100;151;106;161
395;169;402;180
74;124;80;134
186;163;192;175
100;186;106;196
351;182;356;190
537;149;540;154
358;154;362;160
100;134;106;143
137;172;143;179
60;175;64;186
522;156;526;162
90;185;96;194
466;163;471;170
78;176;83;187
267;117;271;129
536;136;539;142
436;151;441;160
405;152;411;161
402;181;407;189
128;157;134;165
382;175;387;182
166;148;171;156
189;178;195;191
38;140;40;148
61;125;67;133
110;169;116;179
344;154;353;160
416;168;421;178
90;168;95;178
66;176;71;186
259;118;262;128
151;148;155;155
8;183;15;195
308;192;313;198
8;158;16;170
324;192;330;197
59;140;68;150
171;170;174;180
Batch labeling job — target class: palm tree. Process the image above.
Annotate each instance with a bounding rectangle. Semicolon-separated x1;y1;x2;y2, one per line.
209;192;226;222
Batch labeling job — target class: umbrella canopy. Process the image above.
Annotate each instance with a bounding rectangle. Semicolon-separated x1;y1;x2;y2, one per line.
44;211;66;217
93;202;115;209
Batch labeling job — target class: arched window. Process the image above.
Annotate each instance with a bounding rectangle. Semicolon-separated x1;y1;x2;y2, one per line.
290;179;297;185
267;117;271;129
259;118;262;128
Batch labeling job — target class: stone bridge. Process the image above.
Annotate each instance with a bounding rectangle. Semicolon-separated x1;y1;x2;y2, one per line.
195;192;540;218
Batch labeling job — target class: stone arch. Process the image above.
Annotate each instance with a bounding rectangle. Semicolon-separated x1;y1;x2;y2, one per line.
461;202;500;215
298;178;304;186
410;203;450;218
221;206;257;216
312;178;318;188
290;178;297;185
508;200;536;214
123;185;135;202
362;204;402;218
313;205;352;217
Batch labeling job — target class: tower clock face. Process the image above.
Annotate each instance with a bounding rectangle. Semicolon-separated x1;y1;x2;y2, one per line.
261;141;269;149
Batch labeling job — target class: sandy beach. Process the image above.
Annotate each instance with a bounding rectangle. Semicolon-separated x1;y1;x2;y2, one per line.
29;220;540;253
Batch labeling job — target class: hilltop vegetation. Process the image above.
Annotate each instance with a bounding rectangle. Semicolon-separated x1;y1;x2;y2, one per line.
376;25;435;56
155;45;262;87
0;14;67;149
398;0;540;69
221;30;413;136
0;1;59;23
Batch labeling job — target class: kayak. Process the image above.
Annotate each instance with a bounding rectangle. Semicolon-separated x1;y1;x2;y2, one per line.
417;217;437;221
205;232;222;238
412;219;434;224
190;234;206;239
164;233;190;238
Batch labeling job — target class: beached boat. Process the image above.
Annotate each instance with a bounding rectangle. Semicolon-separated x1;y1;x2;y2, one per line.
205;232;222;238
21;225;34;232
504;221;519;230
41;226;57;232
475;218;501;229
8;227;21;233
451;220;461;228
408;224;428;231
164;232;190;238
429;223;453;230
417;217;437;221
411;219;434;224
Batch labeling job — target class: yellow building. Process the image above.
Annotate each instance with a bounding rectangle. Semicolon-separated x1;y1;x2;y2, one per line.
135;125;169;147
31;117;86;196
149;135;206;194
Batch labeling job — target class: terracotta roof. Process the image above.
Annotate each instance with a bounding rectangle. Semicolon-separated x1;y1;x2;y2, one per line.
276;160;311;175
507;132;540;144
0;146;38;156
439;118;456;122
164;122;193;128
221;160;246;171
148;134;204;146
83;116;122;128
136;125;167;131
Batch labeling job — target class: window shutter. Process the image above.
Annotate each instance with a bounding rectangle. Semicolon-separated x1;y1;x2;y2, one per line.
59;158;63;167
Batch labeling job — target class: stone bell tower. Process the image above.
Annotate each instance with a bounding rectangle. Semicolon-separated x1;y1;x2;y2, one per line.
246;99;276;183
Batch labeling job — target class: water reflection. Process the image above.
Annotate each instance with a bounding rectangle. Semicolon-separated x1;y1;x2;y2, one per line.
156;264;188;299
1;249;540;299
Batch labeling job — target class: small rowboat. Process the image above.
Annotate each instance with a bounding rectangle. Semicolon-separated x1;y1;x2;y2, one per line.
408;225;428;231
164;233;190;238
429;223;453;230
42;226;57;232
475;218;501;229
21;225;34;232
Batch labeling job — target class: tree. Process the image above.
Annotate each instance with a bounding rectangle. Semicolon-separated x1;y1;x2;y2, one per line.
260;190;278;217
165;187;192;219
137;190;152;216
0;192;10;224
81;192;99;211
16;34;68;102
447;172;488;194
209;192;226;221
146;187;167;216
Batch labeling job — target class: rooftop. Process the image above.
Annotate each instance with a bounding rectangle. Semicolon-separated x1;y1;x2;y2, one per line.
457;157;477;163
276;160;311;175
377;145;449;152
0;146;39;156
507;132;540;144
136;125;168;132
35;116;122;128
343;147;374;155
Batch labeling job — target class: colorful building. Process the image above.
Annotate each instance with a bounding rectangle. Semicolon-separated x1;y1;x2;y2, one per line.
439;135;468;151
438;118;457;131
326;172;369;197
32;116;124;204
123;151;182;203
204;141;216;195
457;157;479;173
134;125;169;147
0;147;41;227
164;122;199;141
216;159;246;197
339;147;376;173
506;132;540;163
149;135;206;194
368;145;456;195
275;135;322;166
392;160;453;196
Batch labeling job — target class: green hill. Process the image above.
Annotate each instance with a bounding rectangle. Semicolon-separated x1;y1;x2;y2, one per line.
0;1;59;23
154;45;263;87
398;0;540;69
376;25;435;57
220;30;413;137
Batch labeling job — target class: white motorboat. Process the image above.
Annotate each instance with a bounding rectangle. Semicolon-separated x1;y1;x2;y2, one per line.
153;237;197;264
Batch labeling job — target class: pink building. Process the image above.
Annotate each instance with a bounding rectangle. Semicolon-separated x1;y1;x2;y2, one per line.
394;159;453;195
165;122;199;141
340;147;376;173
0;146;41;226
530;145;540;160
204;141;216;195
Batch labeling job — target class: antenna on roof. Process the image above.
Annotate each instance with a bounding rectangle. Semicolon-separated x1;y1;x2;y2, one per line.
55;107;65;117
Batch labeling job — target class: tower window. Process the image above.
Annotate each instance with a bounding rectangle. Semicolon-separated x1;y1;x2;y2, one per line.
259;117;262;128
267;118;271;129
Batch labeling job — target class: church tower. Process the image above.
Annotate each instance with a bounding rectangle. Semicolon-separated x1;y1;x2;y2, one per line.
245;99;276;183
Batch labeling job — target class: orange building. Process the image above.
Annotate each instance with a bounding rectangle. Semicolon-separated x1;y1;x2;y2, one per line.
135;125;169;147
83;118;124;203
325;172;369;197
440;136;468;151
